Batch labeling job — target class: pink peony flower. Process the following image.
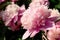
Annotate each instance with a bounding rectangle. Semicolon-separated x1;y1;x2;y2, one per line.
1;3;25;31
47;29;58;40
47;20;60;40
47;27;60;40
21;5;50;30
21;4;60;39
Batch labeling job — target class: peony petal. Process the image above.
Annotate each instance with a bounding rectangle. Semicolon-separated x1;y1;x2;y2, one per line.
56;21;60;28
20;5;25;11
22;30;32;40
8;18;17;31
49;9;60;18
46;21;55;30
30;30;39;37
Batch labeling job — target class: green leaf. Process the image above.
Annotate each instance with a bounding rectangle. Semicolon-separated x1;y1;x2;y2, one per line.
0;2;11;10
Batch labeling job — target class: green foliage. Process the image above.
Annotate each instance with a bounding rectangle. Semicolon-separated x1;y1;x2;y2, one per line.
49;0;60;11
0;2;11;10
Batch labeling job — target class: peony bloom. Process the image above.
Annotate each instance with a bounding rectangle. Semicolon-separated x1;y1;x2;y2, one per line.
47;21;60;40
21;4;60;39
1;3;25;31
21;5;50;30
47;28;60;40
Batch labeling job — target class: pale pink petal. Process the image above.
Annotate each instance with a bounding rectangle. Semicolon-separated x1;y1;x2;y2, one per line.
30;31;39;37
20;5;25;11
49;9;60;18
22;30;32;40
